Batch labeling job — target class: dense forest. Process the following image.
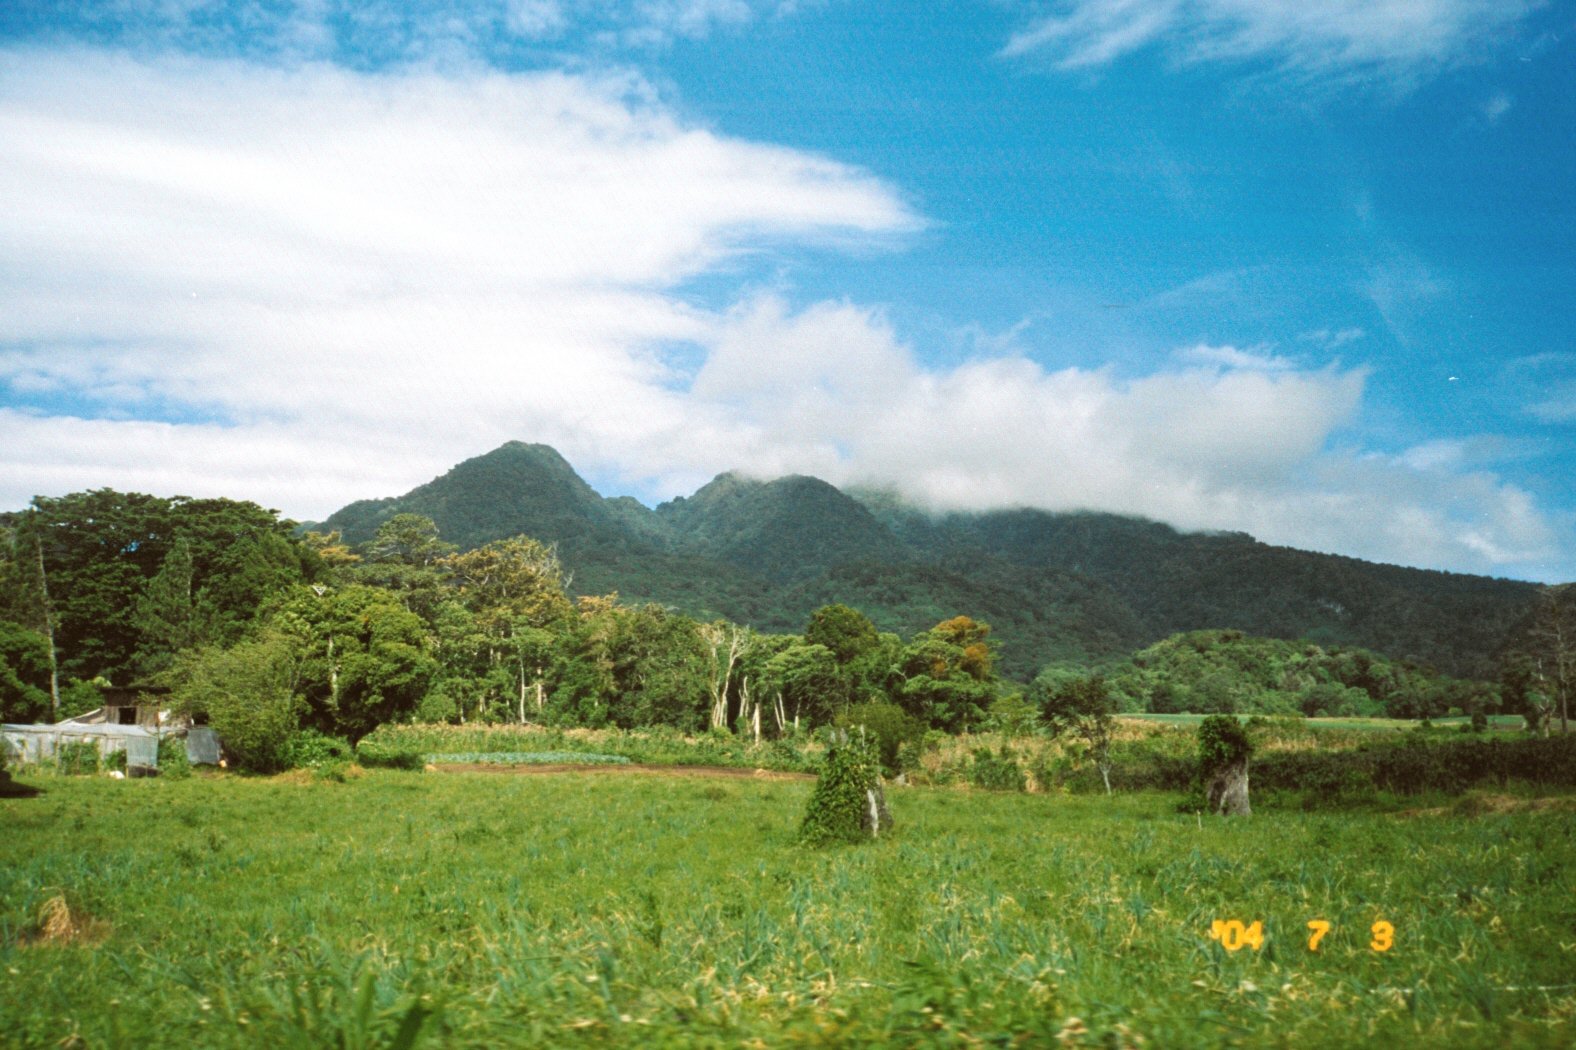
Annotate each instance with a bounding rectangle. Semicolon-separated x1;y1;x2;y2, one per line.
3;447;1572;766
319;442;1542;680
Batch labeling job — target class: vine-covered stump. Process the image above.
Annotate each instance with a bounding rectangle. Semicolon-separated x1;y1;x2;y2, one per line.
800;728;892;845
1206;760;1251;816
1198;715;1253;817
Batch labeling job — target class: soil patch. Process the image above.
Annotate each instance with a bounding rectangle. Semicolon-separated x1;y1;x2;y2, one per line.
433;761;813;781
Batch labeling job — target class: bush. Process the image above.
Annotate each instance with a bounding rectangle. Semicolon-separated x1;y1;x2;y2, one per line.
356;737;426;770
282;729;354;770
968;746;1026;791
414;687;461;725
1198;715;1252;770
836;702;923;776
56;741;99;776
158;735;192;780
800;729;889;846
1249;735;1576;806
986;694;1040;737
168;632;306;773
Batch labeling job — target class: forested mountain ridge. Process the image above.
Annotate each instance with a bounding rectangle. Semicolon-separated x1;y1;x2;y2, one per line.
313;442;1542;681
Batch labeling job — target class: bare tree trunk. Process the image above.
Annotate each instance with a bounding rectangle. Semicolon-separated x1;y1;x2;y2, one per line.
702;623;749;732
327;635;339;712
1206;759;1252;816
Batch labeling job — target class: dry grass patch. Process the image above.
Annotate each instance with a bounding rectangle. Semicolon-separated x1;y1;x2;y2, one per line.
1395;793;1576;819
21;895;109;949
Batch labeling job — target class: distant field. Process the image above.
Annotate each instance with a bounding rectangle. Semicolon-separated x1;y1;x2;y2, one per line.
3;769;1573;1047
1123;713;1528;733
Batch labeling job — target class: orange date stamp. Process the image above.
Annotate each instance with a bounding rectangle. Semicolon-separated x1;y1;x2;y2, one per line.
1208;918;1394;952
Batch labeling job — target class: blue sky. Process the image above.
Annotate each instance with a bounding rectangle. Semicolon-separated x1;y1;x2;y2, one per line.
0;1;1572;581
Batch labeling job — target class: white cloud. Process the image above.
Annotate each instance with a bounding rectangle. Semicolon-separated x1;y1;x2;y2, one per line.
505;0;569;38
1003;0;1543;83
0;47;1562;580
0;48;915;512
1528;383;1576;424
1482;91;1513;122
1299;327;1365;349
1178;343;1297;371
679;295;1557;575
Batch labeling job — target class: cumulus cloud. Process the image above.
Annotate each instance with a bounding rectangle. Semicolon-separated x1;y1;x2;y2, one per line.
0;48;915;508
1002;0;1542;83
1177;343;1297;371
682;296;1555;575
0;47;1562;579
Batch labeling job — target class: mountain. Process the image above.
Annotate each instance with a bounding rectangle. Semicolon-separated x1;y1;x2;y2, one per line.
321;442;648;552
656;473;907;583
314;442;1541;681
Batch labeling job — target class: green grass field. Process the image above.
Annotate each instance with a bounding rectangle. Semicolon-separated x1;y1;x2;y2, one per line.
3;769;1574;1048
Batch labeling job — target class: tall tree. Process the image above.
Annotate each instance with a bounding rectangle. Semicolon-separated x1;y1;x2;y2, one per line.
352;514;454;619
895;616;1000;732
0;620;53;723
134;534;198;668
1036;673;1119;795
1505;585;1575;736
700;620;752;731
275;586;436;744
441;535;573;722
805;604;880;665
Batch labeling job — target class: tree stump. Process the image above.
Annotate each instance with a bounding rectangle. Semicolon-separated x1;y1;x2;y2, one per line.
800;728;892;845
1197;715;1252;817
1206;758;1251;817
864;782;893;837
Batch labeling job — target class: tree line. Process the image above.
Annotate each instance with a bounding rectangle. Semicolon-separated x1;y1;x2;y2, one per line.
2;491;1570;771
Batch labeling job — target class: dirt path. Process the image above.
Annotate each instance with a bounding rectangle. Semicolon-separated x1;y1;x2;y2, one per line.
432;761;814;781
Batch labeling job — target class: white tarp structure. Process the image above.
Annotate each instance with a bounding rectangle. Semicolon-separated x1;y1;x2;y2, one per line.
0;723;222;768
1;722;161;767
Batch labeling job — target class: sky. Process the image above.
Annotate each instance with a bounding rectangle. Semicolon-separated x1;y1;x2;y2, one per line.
0;1;1572;582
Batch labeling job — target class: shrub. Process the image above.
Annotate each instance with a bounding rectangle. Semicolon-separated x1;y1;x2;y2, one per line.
414;687;461;725
986;694;1040;737
168;631;307;773
282;729;354;770
836;702;923;776
968;746;1026;791
1198;715;1252;770
56;741;100;776
1247;735;1576;806
800;729;889;846
158;735;192;780
356;738;426;770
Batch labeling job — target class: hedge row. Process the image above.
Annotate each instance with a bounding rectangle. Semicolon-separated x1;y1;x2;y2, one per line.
1062;734;1576;799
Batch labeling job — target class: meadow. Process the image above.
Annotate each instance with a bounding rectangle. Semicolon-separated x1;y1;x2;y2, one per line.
3;766;1574;1048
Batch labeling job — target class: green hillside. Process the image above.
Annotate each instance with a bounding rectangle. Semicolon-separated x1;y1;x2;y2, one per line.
1104;629;1495;717
312;442;1542;682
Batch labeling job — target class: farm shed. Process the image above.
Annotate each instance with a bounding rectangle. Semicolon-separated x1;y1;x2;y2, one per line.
0;723;221;771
